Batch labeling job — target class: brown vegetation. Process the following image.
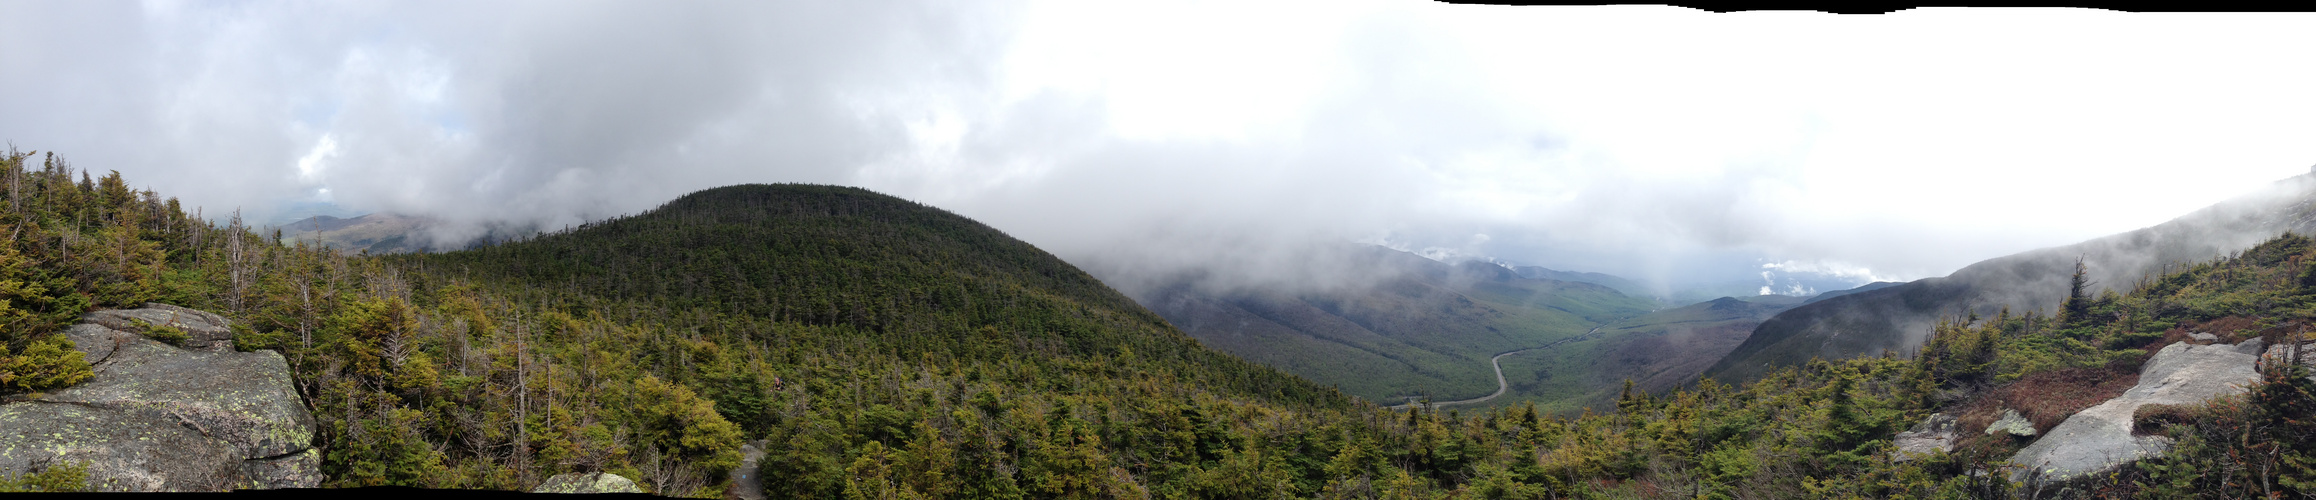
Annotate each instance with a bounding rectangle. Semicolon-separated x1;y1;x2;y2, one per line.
2184;316;2259;342
1951;365;2140;435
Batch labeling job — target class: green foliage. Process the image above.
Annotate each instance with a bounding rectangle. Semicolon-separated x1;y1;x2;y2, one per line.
137;321;188;346
2136;340;2316;497
6;152;2314;497
625;374;743;475
0;334;92;394
0;459;89;492
1155;258;1660;406
2060;257;2094;329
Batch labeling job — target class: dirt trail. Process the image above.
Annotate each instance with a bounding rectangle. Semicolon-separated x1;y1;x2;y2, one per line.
728;439;768;500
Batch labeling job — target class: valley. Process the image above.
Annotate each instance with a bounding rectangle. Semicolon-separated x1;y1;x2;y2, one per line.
264;208;1875;414
1385;324;1607;410
6;3;2312;497
1122;248;1664;406
1503;295;1806;415
7;155;2313;497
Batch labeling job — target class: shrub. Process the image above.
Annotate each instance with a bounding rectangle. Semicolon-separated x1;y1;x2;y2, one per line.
0;459;90;492
0;335;93;394
137;321;188;346
2131;403;2196;436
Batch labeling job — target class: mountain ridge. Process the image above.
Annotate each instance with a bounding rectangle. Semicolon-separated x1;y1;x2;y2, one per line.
1707;172;2316;383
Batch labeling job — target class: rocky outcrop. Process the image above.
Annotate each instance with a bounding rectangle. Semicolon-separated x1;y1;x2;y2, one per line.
1891;413;1958;461
2008;340;2265;483
80;304;235;352
1986;409;2036;437
2263;340;2316;379
533;472;644;493
0;304;321;491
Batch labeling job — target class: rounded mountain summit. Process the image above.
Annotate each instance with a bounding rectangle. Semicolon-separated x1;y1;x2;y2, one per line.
406;183;1351;408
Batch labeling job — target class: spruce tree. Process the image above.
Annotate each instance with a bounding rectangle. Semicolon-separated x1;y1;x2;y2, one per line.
2060;256;2093;329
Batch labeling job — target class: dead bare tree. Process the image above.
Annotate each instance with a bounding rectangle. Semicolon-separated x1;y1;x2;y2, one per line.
516;318;532;486
226;209;248;313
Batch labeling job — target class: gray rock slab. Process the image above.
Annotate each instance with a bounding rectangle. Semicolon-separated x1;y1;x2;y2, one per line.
62;323;136;365
1892;413;1958;462
82;303;233;352
2261;341;2316;379
1;306;320;491
534;472;644;493
2009;340;2263;483
239;448;322;490
43;327;312;459
0;401;242;492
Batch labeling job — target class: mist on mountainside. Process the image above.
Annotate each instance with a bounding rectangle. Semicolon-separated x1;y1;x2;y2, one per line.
274;212;549;254
1709;170;2316;383
29;2;2316;316
1114;243;1658;405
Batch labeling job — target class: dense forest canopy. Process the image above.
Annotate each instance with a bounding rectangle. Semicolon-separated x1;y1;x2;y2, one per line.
2;150;2312;497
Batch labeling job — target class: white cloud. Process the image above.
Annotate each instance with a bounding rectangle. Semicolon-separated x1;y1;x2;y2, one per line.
1764;260;1899;284
3;2;2315;284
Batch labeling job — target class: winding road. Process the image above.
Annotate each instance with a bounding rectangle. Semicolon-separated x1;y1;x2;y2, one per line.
1388;324;1606;411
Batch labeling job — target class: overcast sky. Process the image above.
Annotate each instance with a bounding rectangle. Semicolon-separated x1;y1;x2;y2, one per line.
5;0;2315;293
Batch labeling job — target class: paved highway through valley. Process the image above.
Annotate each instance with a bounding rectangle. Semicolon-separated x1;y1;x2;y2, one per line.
1388;324;1606;411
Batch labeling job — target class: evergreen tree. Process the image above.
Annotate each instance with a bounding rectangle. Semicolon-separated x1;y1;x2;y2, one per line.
2060;256;2094;329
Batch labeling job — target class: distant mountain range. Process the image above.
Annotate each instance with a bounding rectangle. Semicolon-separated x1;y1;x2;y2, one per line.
1706;172;2316;384
1116;244;1896;411
283;204;1898;411
16;149;2311;495
1123;246;1660;405
278;213;436;254
1508;265;1655;298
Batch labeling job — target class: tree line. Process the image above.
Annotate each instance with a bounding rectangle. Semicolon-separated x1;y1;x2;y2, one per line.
2;150;2311;497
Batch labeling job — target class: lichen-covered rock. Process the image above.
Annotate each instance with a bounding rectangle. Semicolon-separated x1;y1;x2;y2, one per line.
41;327;313;458
0;305;321;491
1986;409;2036;437
0;402;241;491
82;303;234;352
533;472;644;493
2008;340;2264;483
240;449;322;490
1891;413;1958;461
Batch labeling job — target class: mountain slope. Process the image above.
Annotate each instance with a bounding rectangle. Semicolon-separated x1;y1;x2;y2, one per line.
1500;295;1804;415
1510;265;1657;299
1802;281;1902;304
9;151;2307;497
410;183;1343;407
1707;172;2316;383
279;213;435;254
1128;246;1659;405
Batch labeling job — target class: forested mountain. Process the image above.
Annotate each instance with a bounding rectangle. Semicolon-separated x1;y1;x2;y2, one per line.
1801;281;1902;304
1502;295;1804;415
405;183;1344;409
279;213;435;254
1709;172;2316;384
1125;247;1657;405
3;150;2311;497
1508;265;1656;300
